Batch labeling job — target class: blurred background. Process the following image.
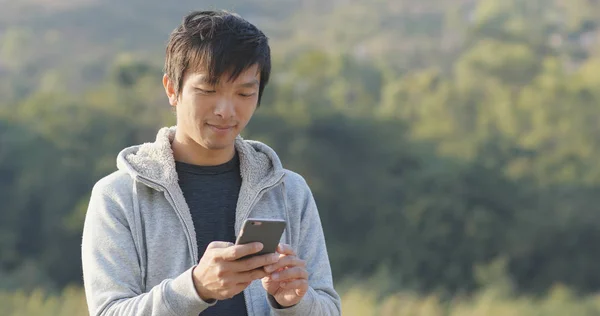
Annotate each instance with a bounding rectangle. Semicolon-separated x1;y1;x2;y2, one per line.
2;0;600;315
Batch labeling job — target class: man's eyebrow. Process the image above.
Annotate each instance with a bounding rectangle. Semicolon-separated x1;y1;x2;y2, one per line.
237;79;259;88
189;75;211;86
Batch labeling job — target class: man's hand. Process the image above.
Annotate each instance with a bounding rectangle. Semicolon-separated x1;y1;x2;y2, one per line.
261;244;309;308
192;241;280;301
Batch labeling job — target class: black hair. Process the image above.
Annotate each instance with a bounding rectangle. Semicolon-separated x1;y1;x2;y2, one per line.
164;10;271;105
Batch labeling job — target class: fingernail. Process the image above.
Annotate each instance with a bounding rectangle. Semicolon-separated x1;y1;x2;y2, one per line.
272;273;279;280
265;265;274;273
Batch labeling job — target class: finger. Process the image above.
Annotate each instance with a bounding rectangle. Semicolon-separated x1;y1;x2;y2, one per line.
206;241;235;250
230;253;280;272
276;244;295;255
264;256;306;273
296;285;308;296
280;279;309;291
237;267;270;283
261;274;274;285
218;242;263;261
236;281;252;288
271;266;309;282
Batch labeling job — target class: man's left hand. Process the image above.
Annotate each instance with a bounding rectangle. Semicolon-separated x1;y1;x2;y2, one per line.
261;244;309;308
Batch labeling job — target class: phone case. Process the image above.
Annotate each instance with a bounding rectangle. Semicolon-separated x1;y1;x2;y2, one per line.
235;218;286;260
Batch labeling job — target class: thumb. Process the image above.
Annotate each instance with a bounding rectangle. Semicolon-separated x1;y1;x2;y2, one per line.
207;241;234;250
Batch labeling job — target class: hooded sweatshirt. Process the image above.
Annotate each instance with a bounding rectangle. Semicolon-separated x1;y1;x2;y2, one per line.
81;126;341;316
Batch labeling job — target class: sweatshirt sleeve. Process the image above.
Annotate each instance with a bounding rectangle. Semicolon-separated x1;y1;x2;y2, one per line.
268;172;342;316
81;176;216;316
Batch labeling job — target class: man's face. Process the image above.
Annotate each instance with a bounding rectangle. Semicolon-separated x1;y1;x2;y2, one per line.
164;64;260;151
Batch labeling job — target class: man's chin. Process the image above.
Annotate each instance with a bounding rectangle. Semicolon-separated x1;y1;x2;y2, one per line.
202;138;235;151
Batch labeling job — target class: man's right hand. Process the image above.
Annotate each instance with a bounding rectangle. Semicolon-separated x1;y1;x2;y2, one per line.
192;241;280;301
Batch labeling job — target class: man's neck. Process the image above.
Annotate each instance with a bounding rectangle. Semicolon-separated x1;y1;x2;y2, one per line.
171;133;235;166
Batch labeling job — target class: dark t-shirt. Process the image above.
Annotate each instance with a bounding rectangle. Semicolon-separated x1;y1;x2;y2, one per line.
176;152;248;316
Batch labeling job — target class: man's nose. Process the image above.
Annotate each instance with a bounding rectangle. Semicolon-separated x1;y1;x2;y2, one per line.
214;97;235;119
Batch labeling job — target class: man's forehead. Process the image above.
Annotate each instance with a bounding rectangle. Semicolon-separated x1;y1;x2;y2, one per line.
187;67;260;84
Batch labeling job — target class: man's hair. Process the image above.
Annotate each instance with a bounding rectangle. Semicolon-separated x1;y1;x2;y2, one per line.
164;10;271;105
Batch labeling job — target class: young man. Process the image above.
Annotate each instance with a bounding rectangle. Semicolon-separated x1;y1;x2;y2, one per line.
81;10;341;316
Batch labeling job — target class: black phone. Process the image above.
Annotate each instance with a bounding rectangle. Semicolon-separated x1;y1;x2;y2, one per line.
235;218;286;260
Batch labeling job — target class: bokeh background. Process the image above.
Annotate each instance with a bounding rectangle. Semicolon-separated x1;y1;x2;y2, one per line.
2;0;600;315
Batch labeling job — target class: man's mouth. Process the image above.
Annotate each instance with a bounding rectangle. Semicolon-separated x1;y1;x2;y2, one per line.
207;123;236;131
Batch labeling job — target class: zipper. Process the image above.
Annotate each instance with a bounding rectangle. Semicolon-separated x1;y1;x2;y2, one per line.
241;172;286;314
236;172;286;237
136;176;198;264
137;171;287;315
137;172;286;264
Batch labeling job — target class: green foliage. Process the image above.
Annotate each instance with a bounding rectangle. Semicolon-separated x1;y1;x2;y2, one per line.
3;0;600;305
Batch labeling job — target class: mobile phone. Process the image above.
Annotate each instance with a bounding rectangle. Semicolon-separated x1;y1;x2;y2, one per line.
235;218;286;260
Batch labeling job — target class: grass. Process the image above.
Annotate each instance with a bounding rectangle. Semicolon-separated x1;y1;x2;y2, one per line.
2;284;600;315
341;284;600;316
0;286;88;316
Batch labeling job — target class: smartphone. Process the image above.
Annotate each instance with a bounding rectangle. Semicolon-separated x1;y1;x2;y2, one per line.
235;218;286;260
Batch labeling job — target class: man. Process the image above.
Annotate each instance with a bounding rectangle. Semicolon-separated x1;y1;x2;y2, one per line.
81;10;341;316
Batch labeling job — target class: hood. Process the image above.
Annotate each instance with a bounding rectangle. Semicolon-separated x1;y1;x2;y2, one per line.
116;126;285;190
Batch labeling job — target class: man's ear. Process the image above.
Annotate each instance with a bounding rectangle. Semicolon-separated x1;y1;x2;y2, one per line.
162;74;178;107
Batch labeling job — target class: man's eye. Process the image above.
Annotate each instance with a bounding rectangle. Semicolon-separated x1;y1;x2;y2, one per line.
239;93;256;97
197;88;216;94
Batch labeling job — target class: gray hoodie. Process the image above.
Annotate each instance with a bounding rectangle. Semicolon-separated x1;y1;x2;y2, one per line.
81;126;341;316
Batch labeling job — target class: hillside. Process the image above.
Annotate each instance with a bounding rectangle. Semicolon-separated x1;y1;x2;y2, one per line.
0;0;483;97
5;0;600;301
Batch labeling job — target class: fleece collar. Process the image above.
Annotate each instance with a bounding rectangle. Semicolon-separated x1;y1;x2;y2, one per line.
116;126;284;191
